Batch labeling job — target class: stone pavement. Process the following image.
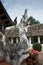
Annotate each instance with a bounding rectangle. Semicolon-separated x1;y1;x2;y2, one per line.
0;57;12;65
38;52;43;65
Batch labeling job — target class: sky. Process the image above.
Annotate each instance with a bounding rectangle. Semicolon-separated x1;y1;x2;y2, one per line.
1;0;43;24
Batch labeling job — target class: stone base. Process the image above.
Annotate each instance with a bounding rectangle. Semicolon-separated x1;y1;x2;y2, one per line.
20;60;27;65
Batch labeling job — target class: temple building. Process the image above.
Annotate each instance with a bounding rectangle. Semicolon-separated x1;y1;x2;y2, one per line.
0;1;43;49
0;1;14;34
5;24;43;50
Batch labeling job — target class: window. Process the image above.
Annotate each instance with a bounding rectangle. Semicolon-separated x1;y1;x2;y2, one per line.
8;37;11;42
18;37;20;43
13;37;16;43
40;36;43;44
27;36;29;40
31;36;38;44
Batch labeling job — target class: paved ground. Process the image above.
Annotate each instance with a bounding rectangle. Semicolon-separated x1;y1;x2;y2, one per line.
0;57;12;65
38;52;43;65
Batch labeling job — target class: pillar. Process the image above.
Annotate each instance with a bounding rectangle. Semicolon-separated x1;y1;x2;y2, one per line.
29;37;32;48
38;36;40;43
29;37;31;44
16;38;18;43
11;38;13;43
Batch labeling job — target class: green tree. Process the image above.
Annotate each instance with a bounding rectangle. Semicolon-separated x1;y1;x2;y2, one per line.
27;16;40;25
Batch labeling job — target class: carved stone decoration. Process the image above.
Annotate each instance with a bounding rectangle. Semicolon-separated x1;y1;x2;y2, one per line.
0;32;3;41
14;17;17;25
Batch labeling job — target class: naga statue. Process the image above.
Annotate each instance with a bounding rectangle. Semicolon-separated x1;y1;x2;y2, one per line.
0;9;30;65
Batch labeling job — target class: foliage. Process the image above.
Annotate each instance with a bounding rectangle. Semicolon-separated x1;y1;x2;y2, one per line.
14;25;17;29
26;49;39;65
27;16;40;25
32;43;42;51
14;25;19;29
